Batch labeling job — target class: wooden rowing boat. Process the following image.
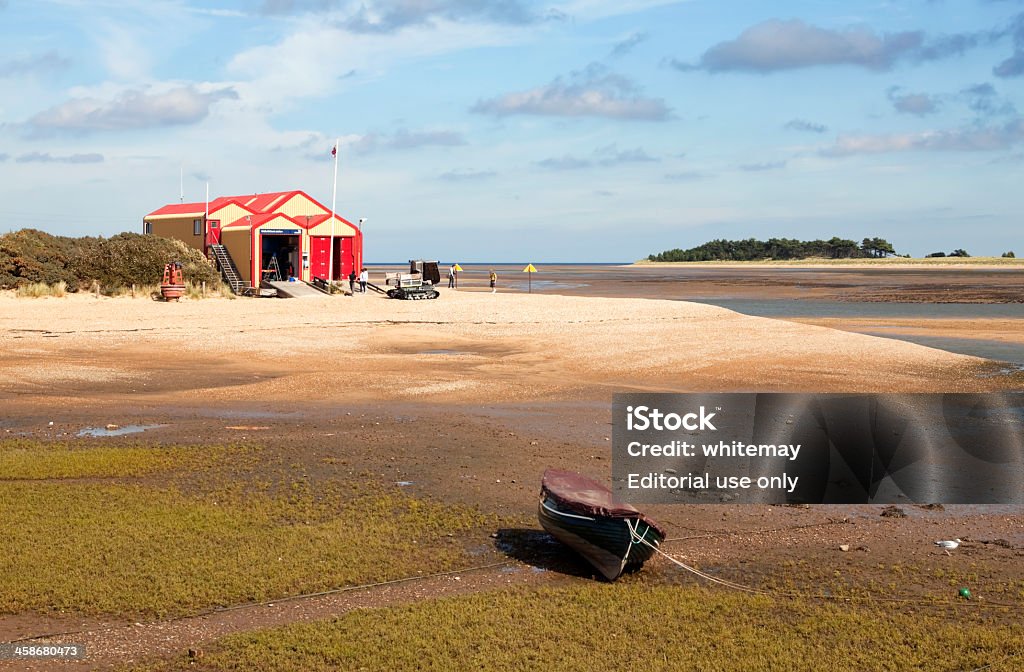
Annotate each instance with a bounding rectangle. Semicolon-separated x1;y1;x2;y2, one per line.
538;468;666;581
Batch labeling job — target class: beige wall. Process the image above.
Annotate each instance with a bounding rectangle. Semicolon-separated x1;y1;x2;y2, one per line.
145;216;205;252
220;228;252;285
307;219;357;237
210;203;252;228
274;193;328;219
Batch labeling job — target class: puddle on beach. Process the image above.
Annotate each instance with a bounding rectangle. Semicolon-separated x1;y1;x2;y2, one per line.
419;349;471;356
861;332;1024;366
77;424;165;437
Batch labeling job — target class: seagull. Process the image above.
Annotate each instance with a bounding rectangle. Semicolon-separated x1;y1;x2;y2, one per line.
935;538;962;556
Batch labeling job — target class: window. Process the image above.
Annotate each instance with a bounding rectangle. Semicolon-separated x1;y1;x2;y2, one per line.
144;221;152;234
193;219;203;236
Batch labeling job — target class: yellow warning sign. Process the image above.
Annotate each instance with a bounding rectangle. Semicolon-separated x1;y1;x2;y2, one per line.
453;263;464;271
523;263;538;273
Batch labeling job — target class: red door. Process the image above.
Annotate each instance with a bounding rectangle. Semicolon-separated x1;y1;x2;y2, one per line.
310;236;330;281
205;220;221;248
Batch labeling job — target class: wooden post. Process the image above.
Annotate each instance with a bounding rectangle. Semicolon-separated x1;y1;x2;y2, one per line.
131;284;136;298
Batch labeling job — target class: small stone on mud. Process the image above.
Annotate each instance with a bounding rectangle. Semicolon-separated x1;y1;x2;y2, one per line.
881;505;907;518
839;544;850;552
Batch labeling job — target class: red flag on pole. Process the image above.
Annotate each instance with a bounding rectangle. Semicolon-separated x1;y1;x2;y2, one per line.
331;145;337;157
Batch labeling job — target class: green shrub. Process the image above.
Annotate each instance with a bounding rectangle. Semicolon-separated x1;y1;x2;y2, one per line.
0;229;219;292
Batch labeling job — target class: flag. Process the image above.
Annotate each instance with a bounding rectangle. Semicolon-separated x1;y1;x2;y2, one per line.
331;145;337;157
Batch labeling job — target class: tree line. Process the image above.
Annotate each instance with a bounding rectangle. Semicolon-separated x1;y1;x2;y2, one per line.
647;237;898;262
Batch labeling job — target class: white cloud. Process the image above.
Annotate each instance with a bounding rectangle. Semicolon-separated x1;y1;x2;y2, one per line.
350;129;466;154
822;119;1024;156
15;151;104;163
678;18;986;73
0;51;70;78
888;88;940;116
472;63;672;121
27;85;238;135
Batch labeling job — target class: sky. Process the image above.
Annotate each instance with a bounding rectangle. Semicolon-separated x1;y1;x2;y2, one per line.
0;0;1022;262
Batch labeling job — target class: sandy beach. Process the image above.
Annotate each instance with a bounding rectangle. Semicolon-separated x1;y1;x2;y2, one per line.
0;289;1008;408
1;284;1022;670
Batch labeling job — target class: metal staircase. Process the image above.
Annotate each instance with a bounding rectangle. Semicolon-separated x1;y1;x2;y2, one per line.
209;244;246;295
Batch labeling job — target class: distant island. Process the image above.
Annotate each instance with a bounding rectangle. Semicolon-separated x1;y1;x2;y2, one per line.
647;237;900;262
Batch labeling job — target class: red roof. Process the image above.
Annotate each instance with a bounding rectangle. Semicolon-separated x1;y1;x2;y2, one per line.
147;190;339;227
301;213;356;229
146;202;206;217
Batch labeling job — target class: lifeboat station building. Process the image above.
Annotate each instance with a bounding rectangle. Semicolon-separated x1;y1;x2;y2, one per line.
143;190;362;291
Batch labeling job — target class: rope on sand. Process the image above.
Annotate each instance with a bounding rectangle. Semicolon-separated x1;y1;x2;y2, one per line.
627;525;1022;609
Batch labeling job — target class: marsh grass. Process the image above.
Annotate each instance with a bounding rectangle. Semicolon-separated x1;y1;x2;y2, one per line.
15;281;68;297
130;584;1023;672
0;439;222;479
0;441;495;617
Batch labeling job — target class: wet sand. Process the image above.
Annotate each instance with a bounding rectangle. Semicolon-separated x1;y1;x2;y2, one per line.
438;263;1024;363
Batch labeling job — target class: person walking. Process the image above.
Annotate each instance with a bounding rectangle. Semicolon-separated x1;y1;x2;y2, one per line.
489;269;497;294
448;264;456;289
348;269;356;295
359;267;368;293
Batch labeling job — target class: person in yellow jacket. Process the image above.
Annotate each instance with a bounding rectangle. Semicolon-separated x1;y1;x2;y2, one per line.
489;269;497;293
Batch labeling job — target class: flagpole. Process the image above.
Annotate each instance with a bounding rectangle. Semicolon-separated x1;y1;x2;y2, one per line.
328;138;339;283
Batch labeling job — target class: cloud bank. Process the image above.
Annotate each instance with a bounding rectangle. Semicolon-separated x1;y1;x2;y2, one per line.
677;19;986;73
27;86;237;135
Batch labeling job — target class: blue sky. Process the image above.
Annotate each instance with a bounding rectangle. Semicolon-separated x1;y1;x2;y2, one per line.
0;0;1022;261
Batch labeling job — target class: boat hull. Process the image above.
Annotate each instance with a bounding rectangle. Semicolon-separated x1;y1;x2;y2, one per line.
538;496;663;581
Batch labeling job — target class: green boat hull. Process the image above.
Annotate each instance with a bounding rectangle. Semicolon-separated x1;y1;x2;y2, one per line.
538;495;664;581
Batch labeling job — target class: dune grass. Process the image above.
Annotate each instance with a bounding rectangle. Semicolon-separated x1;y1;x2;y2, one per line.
127;584;1022;672
15;280;68;297
0;440;495;617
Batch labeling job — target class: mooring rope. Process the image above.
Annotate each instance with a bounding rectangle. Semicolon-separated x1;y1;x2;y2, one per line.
627;525;1022;609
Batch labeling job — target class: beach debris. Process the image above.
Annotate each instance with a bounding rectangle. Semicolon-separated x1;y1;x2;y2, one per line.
839;544;850;552
106;424;119;430
935;538;962;556
958;587;972;600
880;505;907;518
